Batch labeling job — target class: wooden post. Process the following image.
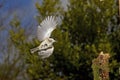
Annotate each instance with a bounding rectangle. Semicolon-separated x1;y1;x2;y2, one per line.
92;51;110;80
118;0;120;16
118;0;120;24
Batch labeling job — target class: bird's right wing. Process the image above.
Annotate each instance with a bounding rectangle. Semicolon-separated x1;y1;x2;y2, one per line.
37;16;57;41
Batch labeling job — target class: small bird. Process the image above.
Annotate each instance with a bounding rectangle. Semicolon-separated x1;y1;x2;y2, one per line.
30;16;57;59
30;38;56;53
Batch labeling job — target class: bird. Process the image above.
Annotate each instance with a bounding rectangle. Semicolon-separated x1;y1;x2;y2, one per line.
30;38;56;53
30;16;57;59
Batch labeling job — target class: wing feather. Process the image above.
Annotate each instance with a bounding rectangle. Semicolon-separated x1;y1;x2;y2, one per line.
37;16;57;41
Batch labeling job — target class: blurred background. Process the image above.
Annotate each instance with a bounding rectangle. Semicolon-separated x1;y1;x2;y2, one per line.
0;0;120;80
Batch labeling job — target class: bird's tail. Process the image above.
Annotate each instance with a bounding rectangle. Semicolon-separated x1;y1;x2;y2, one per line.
30;47;39;53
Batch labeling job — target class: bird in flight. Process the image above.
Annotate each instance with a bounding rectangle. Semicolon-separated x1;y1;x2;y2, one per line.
30;16;58;59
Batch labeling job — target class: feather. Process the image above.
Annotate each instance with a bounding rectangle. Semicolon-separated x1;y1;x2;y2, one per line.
37;16;57;41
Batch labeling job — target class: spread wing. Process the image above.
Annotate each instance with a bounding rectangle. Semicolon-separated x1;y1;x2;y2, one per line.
37;16;57;41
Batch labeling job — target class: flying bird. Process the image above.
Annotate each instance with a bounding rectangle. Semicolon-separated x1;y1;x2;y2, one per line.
30;16;57;59
30;38;56;53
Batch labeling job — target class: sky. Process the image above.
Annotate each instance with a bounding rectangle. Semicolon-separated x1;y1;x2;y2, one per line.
0;0;39;26
0;0;68;26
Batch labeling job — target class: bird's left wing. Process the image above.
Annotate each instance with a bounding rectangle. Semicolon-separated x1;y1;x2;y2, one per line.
37;16;57;41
